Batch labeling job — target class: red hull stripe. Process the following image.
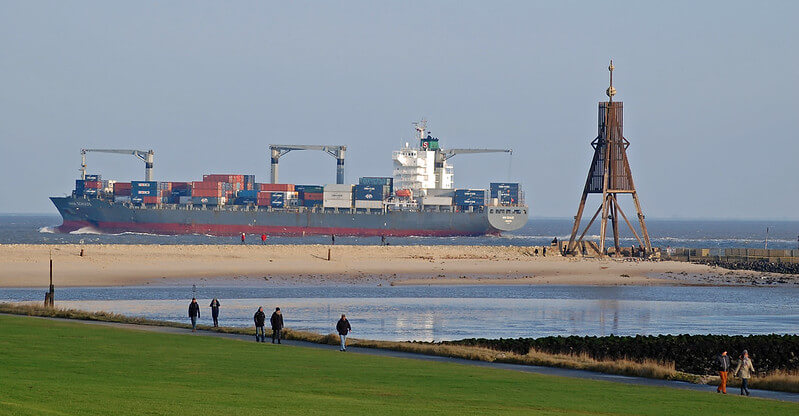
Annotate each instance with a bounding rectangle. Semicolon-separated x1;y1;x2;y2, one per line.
57;220;492;237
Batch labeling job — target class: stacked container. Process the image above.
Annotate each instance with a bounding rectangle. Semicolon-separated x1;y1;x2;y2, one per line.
353;184;384;209
324;184;353;208
358;177;393;195
113;182;132;202
454;189;486;208
75;179;103;197
191;181;225;205
490;183;520;206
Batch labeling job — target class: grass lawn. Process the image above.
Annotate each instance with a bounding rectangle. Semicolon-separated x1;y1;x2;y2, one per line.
0;315;795;416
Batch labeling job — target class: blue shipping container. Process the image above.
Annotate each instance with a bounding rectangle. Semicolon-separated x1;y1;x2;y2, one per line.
75;180;86;190
132;189;157;196
454;189;486;206
233;197;257;205
132;181;157;189
302;199;323;207
84;174;101;181
354;184;386;200
131;196;144;204
237;189;258;198
192;196;224;205
490;183;520;198
359;177;393;194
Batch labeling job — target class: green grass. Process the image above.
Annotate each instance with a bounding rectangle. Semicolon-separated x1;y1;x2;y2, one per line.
0;315;796;416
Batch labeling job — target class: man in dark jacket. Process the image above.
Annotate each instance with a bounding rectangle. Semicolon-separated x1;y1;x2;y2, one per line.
716;350;731;394
254;307;266;342
209;298;221;327
271;307;284;344
188;298;200;332
336;314;351;351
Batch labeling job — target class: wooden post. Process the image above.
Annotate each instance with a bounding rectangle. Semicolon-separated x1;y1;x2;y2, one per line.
327;248;331;261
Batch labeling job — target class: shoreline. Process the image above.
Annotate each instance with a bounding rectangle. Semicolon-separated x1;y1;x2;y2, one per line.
1;243;797;288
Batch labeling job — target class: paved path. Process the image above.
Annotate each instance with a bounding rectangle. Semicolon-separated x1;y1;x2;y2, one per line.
11;314;799;403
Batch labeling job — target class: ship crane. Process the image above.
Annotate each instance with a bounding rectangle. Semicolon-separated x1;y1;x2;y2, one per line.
80;149;155;181
434;148;512;188
269;144;347;184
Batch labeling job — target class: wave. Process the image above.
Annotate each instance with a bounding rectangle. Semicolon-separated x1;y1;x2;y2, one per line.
69;226;105;235
38;226;56;234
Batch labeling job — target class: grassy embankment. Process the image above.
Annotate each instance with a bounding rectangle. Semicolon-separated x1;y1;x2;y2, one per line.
2;303;797;393
1;314;797;416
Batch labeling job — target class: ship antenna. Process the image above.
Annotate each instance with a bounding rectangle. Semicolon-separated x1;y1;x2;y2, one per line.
606;59;616;103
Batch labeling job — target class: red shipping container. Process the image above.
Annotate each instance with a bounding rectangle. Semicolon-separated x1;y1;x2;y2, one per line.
256;199;271;206
259;183;294;192
84;181;103;189
192;189;224;197
171;182;191;190
304;192;323;201
192;181;224;190
143;196;160;204
114;182;132;189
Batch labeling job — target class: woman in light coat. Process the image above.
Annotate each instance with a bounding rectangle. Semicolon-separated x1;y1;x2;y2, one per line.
734;349;755;396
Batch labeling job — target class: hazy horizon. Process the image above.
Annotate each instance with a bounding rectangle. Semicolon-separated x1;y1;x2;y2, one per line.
1;1;797;219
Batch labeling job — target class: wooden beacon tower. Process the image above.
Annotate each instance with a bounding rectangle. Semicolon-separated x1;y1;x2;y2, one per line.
566;61;652;256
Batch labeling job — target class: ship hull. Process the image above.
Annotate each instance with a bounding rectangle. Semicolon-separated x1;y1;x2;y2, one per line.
51;197;528;237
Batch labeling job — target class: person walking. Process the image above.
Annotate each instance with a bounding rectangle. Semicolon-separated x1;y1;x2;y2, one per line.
336;314;351;351
270;307;284;344
261;234;267;245
542;246;547;257
254;307;266;342
209;298;221;327
188;298;200;332
241;233;246;245
715;350;731;394
734;350;756;396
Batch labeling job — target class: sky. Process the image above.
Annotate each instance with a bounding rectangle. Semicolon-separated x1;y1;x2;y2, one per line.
1;1;797;219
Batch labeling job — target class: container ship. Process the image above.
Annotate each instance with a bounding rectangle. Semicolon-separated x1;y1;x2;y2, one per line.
51;121;529;237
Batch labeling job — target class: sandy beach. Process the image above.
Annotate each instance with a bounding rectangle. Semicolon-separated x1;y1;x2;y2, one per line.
1;244;793;288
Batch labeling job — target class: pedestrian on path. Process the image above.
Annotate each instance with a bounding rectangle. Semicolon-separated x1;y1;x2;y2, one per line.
254;307;266;342
734;350;755;396
336;314;351;351
261;234;267;245
241;233;246;245
188;298;200;332
271;307;284;344
715;350;731;394
209;298;221;327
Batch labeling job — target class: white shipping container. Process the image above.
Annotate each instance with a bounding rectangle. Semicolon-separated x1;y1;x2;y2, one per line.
324;200;353;208
324;184;354;192
114;196;131;203
354;200;383;209
420;196;452;206
179;196;192;204
323;191;352;201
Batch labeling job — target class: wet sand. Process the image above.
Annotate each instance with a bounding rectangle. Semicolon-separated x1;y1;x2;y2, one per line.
0;244;795;288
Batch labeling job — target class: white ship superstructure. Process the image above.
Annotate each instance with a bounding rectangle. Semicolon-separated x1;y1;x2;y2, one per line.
392;120;454;196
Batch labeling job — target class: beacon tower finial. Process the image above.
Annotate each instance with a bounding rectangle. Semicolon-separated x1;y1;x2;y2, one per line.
606;59;616;101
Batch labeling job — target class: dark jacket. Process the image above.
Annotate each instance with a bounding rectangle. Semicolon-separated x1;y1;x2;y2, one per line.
188;302;200;318
271;312;284;330
716;354;731;371
254;310;266;327
210;299;220;317
336;318;351;335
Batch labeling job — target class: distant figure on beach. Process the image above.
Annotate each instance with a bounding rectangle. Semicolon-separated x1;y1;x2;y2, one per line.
534;248;539;256
188;298;200;332
254;307;266;342
542;246;547;257
715;350;731;394
271;307;284;344
734;350;755;396
241;233;246;245
381;235;386;246
209;298;221;327
261;234;267;245
336;314;351;352
331;234;336;245
551;237;558;246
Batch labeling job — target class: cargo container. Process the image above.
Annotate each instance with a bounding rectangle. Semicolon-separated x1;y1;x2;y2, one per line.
304;192;324;201
323;191;352;201
237;189;258;198
114;195;131;203
295;185;324;193
132;181;157;189
302;199;323;207
84;174;101;181
420;196;452;206
454;189;486;206
192;196;225;205
243;175;256;191
359;177;393;194
354;185;386;200
131;196;144;204
259;183;295;192
324;199;352;208
178;196;192;204
233;197;257;205
355;200;383;209
324;184;354;192
490;182;519;196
